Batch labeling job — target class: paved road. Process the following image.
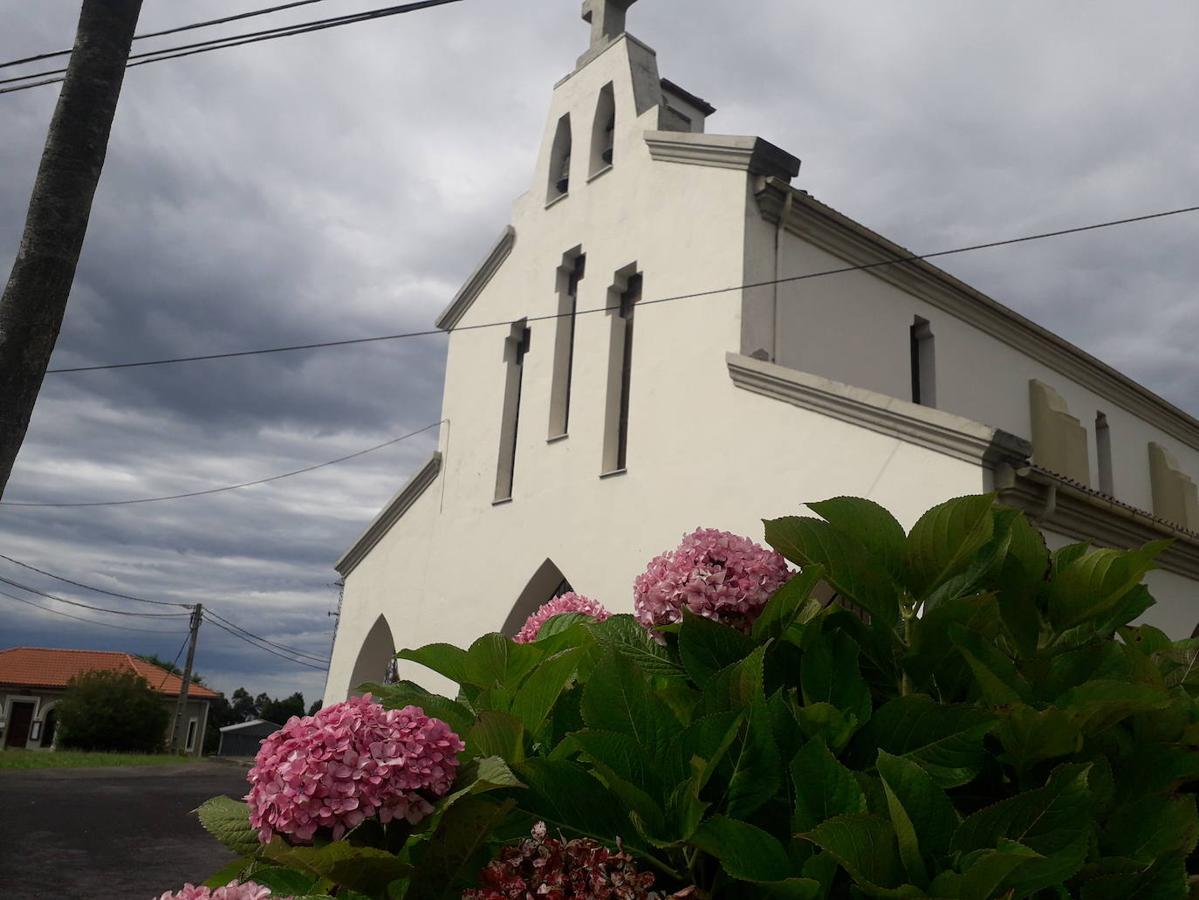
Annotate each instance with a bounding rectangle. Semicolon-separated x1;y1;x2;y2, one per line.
0;762;251;900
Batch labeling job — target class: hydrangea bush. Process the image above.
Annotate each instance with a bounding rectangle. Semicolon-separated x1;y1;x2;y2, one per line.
513;592;610;644
191;495;1199;899
156;882;278;900
462;822;658;899
634;527;789;633
246;694;463;843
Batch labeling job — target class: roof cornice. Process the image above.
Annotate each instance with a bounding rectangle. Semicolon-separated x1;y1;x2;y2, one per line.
646;132;800;181
755;178;1199;452
995;463;1199;580
336;453;442;577
435;226;516;332
727;352;1031;468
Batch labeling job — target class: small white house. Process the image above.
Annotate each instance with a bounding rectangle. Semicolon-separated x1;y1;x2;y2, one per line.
324;0;1199;702
0;647;217;755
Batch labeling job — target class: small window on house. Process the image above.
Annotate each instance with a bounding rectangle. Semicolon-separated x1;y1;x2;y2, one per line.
602;267;641;474
547;114;572;203
910;316;936;407
1096;412;1114;495
549;249;585;439
185;717;198;753
590;83;616;176
495;320;531;502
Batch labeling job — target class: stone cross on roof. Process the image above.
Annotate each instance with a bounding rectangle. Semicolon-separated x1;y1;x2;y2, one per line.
581;0;638;50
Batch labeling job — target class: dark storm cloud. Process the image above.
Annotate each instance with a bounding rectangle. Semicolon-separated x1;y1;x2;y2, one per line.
1;0;1197;701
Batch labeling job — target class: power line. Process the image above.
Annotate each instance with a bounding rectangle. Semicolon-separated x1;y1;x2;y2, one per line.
156;631;195;690
42;203;1199;376
0;552;192;606
0;551;330;662
0;420;443;508
0;0;466;95
207;617;329;670
0;588;186;635
0;0;333;70
205;609;331;664
0;574;192;618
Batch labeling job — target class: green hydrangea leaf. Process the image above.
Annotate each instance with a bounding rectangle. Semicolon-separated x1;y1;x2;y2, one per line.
195;795;261;857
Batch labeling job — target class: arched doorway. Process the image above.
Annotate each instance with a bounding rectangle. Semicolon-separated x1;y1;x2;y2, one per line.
500;559;574;637
348;615;397;696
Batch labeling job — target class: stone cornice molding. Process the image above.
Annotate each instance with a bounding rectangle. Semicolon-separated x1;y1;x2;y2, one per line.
435;226;516;332
727;353;1031;468
646;132;800;181
336;453;442;577
755;178;1199;452
995;463;1199;580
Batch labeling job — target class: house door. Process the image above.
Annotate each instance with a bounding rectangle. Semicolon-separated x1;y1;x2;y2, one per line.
4;702;35;749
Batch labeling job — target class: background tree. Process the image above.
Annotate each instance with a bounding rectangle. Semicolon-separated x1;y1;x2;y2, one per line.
56;669;170;753
259;691;305;725
0;0;143;498
307;699;323;716
137;653;205;684
231;687;258;722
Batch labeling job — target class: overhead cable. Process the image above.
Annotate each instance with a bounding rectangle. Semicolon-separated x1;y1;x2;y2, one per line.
0;588;187;634
41;203;1199;376
0;552;330;662
156;632;195;690
0;0;332;70
0;551;192;606
207;617;330;670
0;573;192;617
0;0;466;94
0;421;443;508
204;609;331;663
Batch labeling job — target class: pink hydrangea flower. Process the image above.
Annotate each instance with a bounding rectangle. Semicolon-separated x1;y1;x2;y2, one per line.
246;695;463;844
464;821;658;899
634;528;789;633
514;592;611;644
155;881;279;900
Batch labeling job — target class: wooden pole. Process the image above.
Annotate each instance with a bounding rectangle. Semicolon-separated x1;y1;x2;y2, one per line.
170;603;202;754
0;0;144;498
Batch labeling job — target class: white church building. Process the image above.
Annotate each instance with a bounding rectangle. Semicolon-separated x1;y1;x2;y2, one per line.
323;0;1199;702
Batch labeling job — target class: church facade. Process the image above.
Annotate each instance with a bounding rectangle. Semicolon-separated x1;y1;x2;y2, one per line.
323;1;1199;702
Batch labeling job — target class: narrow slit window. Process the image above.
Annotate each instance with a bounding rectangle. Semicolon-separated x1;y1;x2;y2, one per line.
910;316;936;407
547;114;572;202
1096;412;1114;495
549;250;585;439
603;268;641;474
495;320;530;502
590;83;616;175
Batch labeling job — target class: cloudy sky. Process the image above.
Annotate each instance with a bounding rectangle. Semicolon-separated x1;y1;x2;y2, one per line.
1;0;1196;704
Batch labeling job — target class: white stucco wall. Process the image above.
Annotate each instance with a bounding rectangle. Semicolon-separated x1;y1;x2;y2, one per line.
771;230;1199;515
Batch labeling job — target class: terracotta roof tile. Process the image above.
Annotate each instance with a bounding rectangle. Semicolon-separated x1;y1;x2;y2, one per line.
0;647;218;699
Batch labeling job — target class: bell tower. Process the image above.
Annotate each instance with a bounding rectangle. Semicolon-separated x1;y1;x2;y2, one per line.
579;0;639;63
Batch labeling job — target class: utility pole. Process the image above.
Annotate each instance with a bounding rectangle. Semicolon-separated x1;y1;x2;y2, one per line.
0;0;143;499
170;603;203;754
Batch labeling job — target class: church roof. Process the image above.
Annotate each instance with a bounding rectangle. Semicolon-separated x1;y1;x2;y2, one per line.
0;647;219;699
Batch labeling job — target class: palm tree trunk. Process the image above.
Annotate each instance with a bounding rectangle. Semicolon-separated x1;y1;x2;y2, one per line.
0;0;143;498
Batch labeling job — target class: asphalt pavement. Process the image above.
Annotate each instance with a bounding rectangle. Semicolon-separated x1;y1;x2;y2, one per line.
0;762;251;900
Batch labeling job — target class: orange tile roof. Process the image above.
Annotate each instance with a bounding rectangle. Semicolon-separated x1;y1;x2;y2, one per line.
0;647;218;699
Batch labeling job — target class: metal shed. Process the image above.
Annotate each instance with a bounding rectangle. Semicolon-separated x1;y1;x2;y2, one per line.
217;718;281;757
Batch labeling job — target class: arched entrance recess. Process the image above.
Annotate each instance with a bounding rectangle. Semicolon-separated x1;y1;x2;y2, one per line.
500;558;574;637
348;615;397;696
